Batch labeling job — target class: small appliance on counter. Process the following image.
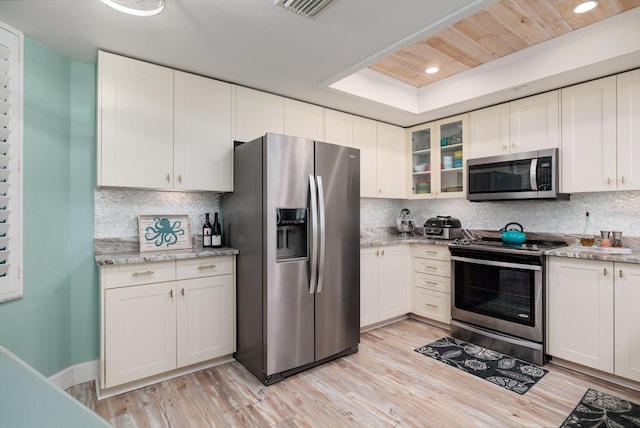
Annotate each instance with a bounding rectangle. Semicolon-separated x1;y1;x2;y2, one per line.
423;216;463;240
396;208;415;236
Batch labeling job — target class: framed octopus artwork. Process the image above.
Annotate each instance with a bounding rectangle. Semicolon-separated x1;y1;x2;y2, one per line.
138;214;193;252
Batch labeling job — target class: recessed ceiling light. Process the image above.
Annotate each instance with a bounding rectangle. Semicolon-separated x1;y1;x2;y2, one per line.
100;0;165;16
425;66;440;74
573;1;599;14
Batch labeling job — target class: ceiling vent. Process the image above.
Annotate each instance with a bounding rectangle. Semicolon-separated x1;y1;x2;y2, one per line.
275;0;336;19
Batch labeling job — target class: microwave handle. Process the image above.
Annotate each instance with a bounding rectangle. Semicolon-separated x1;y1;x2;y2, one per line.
530;158;538;191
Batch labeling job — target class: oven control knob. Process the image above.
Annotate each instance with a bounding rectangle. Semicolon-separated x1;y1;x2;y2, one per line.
531;244;538;251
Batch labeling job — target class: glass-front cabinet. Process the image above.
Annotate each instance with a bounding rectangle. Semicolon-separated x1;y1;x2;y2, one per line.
407;114;466;198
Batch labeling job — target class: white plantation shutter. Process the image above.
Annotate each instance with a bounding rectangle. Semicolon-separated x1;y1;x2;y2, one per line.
0;23;22;302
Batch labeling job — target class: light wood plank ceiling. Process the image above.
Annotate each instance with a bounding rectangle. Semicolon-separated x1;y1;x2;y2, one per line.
370;0;640;88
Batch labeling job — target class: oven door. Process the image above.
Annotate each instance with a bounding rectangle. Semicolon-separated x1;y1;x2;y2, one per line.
451;255;543;343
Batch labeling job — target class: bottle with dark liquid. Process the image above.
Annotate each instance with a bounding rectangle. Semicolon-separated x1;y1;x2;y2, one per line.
212;212;222;248
203;213;212;248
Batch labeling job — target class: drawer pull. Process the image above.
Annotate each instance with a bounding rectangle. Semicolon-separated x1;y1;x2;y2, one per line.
424;303;438;308
181;288;185;296
131;270;154;277
169;290;173;298
197;264;217;270
424;265;438;270
423;250;438;255
424;281;438;286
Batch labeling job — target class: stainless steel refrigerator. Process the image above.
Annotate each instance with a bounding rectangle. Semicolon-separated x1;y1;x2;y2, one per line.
222;133;360;385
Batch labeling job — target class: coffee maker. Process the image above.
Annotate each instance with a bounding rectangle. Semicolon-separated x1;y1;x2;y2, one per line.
396;208;415;236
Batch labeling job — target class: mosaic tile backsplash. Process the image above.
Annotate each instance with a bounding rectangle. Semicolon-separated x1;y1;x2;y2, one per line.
95;188;219;238
362;190;640;237
96;188;640;240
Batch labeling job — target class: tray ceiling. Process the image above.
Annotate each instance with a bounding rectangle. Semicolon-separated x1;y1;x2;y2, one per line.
370;0;640;88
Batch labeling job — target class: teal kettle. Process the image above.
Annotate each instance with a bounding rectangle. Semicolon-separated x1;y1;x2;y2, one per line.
500;222;527;244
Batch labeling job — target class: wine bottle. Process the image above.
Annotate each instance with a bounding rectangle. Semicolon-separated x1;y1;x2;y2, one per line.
203;213;213;248
212;212;222;248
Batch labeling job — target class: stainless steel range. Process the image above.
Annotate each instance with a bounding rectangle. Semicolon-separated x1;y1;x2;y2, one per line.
449;237;566;365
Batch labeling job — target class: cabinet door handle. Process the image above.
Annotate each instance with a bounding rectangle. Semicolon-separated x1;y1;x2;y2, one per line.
607;177;612;185
604;268;608;276
169;290;173;298
619;270;623;278
378;188;382;194
197;264;217;270
381;250;385;256
181;288;185;296
131;270;153;277
375;250;379;256
166;173;171;183
178;174;182;183
502;144;508;150
621;176;625;184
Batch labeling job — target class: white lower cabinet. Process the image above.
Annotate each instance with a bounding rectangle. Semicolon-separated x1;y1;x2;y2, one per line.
547;257;640;382
411;244;451;324
360;245;410;328
176;275;234;368
100;256;235;390
104;281;177;388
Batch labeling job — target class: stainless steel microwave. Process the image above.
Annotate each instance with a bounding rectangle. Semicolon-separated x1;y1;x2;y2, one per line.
467;148;569;201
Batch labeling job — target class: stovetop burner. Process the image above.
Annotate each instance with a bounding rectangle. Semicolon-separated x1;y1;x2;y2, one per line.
451;236;567;255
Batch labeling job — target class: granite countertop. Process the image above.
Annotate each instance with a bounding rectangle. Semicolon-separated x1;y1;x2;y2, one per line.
96;230;640;266
94;237;238;266
545;245;640;264
361;227;640;264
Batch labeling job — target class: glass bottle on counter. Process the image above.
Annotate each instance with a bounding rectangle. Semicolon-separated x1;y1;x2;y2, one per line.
212;212;222;248
203;213;213;248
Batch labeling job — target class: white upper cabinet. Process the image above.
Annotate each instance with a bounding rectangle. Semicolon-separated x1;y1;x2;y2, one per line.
324;109;353;147
376;122;405;199
561;76;617;193
98;51;233;192
468;104;510;159
616;68;640;191
510;91;559;154
467;91;559;159
283;99;324;141
98;51;174;189
407;114;466;199
174;71;233;192
235;86;284;143
352;116;378;198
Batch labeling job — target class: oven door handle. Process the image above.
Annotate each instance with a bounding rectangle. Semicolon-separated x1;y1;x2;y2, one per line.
451;255;541;271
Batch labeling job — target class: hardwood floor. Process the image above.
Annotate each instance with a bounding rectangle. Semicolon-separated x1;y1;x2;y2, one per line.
70;319;640;427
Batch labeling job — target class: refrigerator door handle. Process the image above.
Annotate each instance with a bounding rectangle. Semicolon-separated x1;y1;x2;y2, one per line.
316;175;326;294
308;174;318;294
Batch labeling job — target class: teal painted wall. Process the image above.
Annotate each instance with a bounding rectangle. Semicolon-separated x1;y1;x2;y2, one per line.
69;62;98;366
0;37;98;376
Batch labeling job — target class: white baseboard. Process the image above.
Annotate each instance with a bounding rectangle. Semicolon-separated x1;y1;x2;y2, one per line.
49;359;99;391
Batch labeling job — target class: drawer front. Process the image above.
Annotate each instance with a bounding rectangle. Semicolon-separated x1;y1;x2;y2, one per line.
176;256;234;280
413;272;450;293
414;258;450;277
101;261;176;289
414;245;450;262
413;288;451;324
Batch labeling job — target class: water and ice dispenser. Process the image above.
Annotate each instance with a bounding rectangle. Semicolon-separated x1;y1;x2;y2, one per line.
276;208;308;261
